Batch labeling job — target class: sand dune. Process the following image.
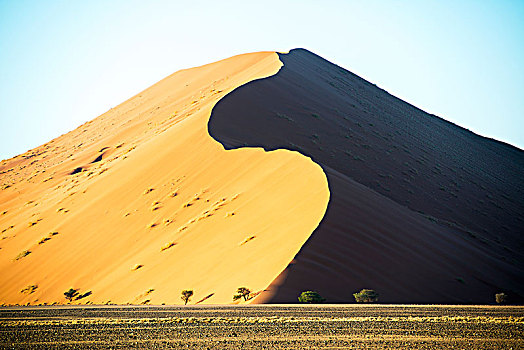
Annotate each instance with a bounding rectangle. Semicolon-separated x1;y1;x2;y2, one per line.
0;51;329;305
1;48;522;305
209;49;524;303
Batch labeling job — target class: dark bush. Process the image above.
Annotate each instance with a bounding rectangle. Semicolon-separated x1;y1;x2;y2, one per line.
353;289;379;303
298;291;325;303
495;292;508;304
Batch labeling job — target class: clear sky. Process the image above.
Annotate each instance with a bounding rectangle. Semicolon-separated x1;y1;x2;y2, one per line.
1;0;523;160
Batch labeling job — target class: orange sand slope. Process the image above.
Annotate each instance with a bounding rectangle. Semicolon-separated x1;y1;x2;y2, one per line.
0;52;329;305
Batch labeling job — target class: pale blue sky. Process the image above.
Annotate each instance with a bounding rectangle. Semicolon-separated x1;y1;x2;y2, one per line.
1;0;523;160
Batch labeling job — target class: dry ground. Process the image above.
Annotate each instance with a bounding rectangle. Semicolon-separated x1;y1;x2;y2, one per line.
0;305;522;349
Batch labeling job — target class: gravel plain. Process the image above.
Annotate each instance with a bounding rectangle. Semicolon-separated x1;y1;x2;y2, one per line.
1;305;523;349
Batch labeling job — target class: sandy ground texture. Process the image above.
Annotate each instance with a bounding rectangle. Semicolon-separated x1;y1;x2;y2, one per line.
1;305;523;349
0;52;328;305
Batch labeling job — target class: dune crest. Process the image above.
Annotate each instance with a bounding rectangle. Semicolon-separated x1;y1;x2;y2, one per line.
0;52;329;305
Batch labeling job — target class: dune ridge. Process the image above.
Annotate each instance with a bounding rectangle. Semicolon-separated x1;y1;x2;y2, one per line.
0;51;330;305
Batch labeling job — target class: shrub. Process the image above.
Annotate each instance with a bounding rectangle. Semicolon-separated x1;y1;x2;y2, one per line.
64;288;79;302
233;287;251;301
14;250;31;261
20;285;38;294
161;242;176;251
353;289;379;303
495;292;508;304
181;290;193;305
298;291;325;303
276;113;294;122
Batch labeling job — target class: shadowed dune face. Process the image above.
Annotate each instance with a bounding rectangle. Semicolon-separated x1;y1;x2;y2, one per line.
0;52;329;305
208;48;524;303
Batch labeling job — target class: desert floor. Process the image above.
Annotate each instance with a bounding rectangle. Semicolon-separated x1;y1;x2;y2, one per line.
1;305;522;349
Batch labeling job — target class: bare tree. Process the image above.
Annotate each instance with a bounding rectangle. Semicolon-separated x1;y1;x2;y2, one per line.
233;287;251;301
181;290;194;305
64;288;79;302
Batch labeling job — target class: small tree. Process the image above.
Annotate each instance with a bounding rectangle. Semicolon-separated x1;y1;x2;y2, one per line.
181;290;193;305
64;288;79;302
298;291;325;303
495;292;508;304
233;287;251;301
353;289;379;303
